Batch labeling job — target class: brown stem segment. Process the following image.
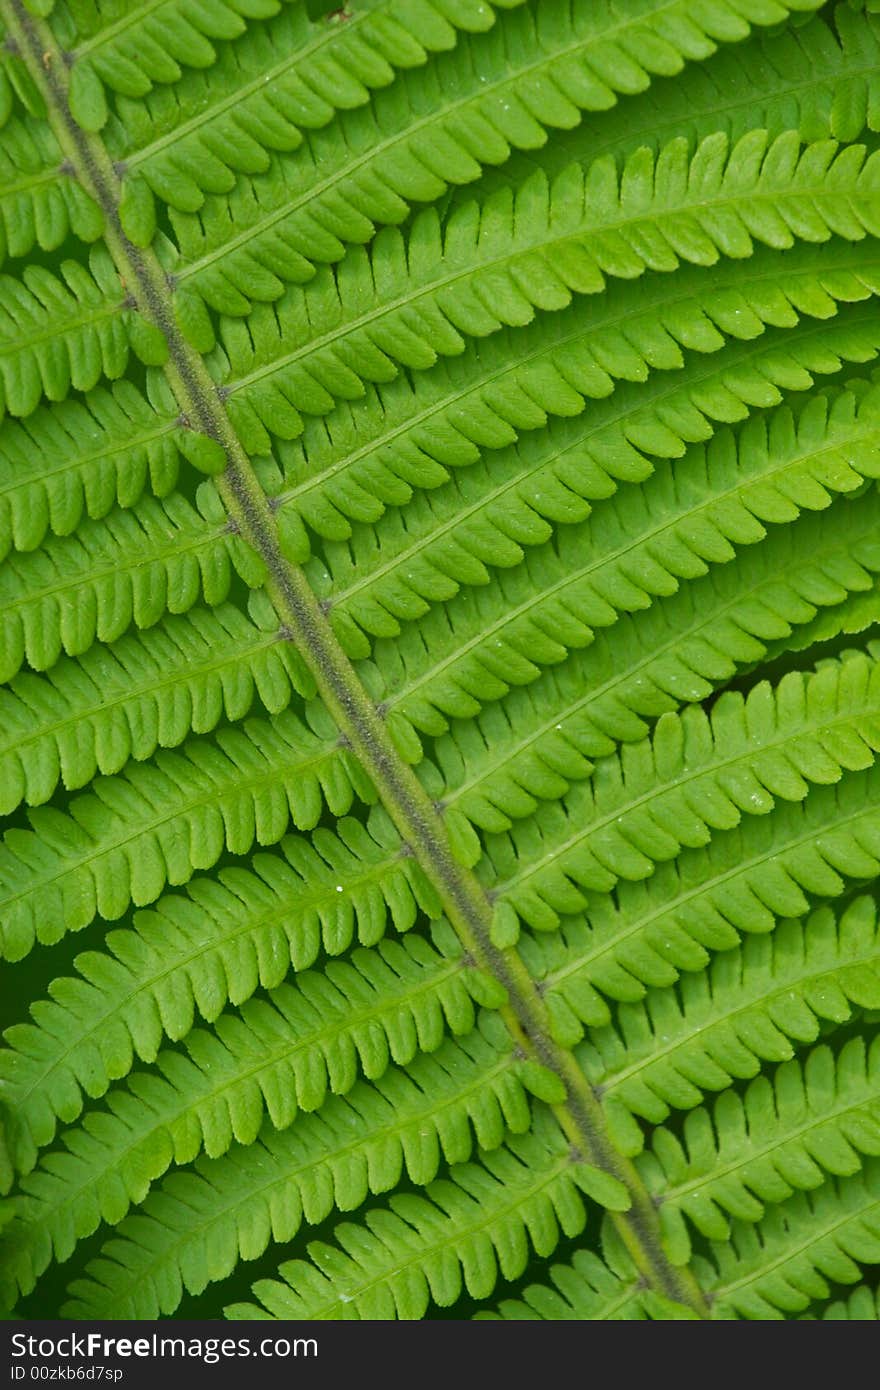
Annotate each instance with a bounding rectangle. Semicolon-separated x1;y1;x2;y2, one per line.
3;0;710;1316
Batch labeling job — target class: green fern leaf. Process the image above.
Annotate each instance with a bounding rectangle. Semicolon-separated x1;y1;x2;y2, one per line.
225;1111;609;1320
699;1162;880;1317
9;0;880;1326
0;927;491;1306
63;1022;529;1318
644;1036;880;1261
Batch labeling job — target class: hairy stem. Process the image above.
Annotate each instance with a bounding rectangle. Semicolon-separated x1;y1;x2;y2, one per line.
3;0;709;1315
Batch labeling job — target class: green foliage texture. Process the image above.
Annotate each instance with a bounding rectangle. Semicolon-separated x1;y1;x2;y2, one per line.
5;0;880;1322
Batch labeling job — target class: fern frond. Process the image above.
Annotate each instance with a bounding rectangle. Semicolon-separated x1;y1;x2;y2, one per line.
0;928;488;1305
6;0;522;261
0;602;310;811
225;1111;609;1320
813;1284;880;1319
0;253;137;419
219;129;880;450
60;0;286;120
103;0;526;257
489;650;880;923
167;0;803;307
391;518;880;874
16;314;870;694
0;494;263;683
699;1161;880;1317
344;382;880;718
176;0;835;315
513;760;880;1000
9;0;880;1325
62;1022;528;1318
9;2;866;286
0;709;373;960
62;0;511;136
555;892;880;1141
489;6;880;189
440;629;880;855
1;813;441;1171
0;382;184;560
324;348;880;682
407;489;880;799
643;1037;880;1262
264;248;880;553
478;1243;701;1319
479;1248;641;1320
0;113;102;266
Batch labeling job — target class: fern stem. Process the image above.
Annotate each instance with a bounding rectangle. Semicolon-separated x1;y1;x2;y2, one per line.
3;0;709;1317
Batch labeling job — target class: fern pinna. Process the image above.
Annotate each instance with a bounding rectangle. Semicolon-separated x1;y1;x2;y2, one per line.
5;0;880;1325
